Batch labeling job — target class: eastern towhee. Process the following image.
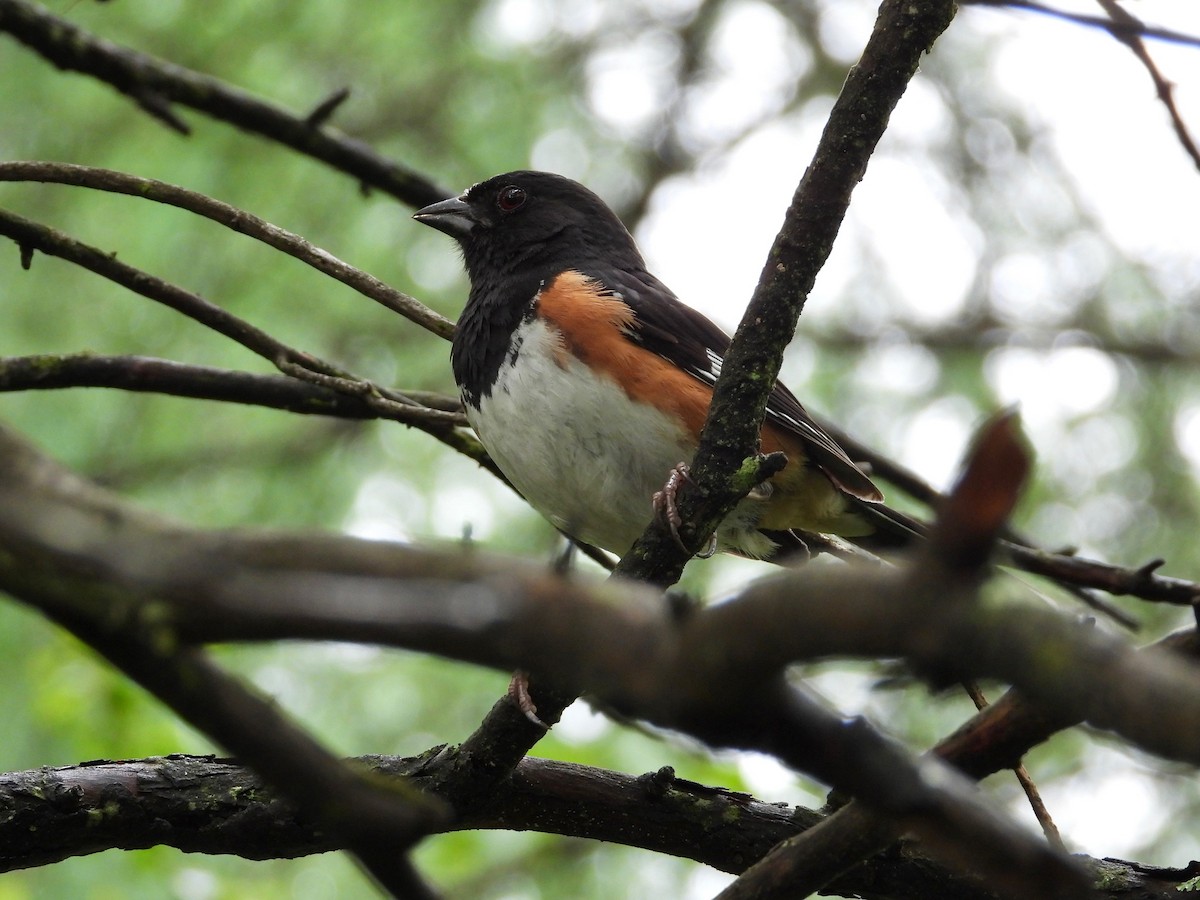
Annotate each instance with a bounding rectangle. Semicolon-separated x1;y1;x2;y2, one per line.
415;171;906;561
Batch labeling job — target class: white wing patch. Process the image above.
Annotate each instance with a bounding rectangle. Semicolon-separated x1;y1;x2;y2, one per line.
685;348;723;387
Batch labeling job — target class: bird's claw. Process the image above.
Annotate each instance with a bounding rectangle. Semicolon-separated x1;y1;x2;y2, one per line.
652;462;716;556
508;671;547;729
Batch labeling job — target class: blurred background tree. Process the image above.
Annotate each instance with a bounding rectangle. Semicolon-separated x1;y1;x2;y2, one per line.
1;0;1198;897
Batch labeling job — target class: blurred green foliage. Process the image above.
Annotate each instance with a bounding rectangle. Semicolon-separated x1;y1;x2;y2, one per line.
2;0;1199;897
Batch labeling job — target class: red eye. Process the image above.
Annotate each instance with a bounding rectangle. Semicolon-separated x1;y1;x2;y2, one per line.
496;185;527;212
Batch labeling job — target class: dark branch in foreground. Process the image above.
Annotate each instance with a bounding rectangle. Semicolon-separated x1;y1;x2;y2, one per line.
0;0;451;208
4;415;1194;772
41;597;445;897
11;416;1200;896
3;752;1197;900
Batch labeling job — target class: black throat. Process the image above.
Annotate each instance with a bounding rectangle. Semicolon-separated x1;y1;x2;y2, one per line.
451;269;544;407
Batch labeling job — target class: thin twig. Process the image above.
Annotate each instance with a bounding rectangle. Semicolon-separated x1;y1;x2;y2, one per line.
963;0;1200;49
0;0;451;208
962;682;1065;850
0;162;454;338
0;206;341;374
1094;0;1200;172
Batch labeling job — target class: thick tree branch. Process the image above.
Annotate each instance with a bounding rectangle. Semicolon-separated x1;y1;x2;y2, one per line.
4;418;1198;771
1;419;1163;897
9;752;1197;900
7;417;1200;892
0;0;451;208
723;625;1200;899
2;351;1185;610
6;640;1199;895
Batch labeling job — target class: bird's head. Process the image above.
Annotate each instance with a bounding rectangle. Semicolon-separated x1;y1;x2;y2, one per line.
413;171;644;285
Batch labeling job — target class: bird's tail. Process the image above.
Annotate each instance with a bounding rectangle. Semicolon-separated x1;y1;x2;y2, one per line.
848;498;927;551
759;499;926;563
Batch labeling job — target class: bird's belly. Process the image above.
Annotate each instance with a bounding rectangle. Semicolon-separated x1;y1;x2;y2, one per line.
467;319;695;554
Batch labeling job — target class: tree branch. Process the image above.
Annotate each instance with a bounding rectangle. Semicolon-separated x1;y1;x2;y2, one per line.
4;416;1197;773
0;206;337;372
1093;0;1200;172
0;352;461;422
8;417;1200;892
963;0;1200;49
0;417;1145;898
0;161;454;338
44;601;446;898
614;0;959;586
0;0;451;208
7;752;1194;900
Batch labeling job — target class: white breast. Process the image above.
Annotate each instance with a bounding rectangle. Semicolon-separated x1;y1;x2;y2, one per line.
467;317;698;555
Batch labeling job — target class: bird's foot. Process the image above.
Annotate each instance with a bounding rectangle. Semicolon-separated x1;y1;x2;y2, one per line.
508;670;547;729
652;462;694;552
652;463;718;557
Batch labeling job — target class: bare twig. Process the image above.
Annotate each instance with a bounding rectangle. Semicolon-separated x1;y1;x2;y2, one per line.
0;162;454;338
963;682;1065;849
0;0;451;208
824;418;1198;611
1094;0;1200;171
963;0;1200;49
0;206;338;372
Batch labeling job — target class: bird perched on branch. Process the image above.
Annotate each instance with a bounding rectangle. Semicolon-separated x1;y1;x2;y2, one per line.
415;171;901;561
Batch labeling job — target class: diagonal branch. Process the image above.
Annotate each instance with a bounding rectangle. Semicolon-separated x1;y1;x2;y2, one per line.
41;590;447;898
0;161;454;338
0;0;451;208
0;206;339;372
0;212;493;453
614;0;959;587
1093;0;1200;171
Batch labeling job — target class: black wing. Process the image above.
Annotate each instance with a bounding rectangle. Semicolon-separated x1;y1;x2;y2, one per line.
595;267;882;502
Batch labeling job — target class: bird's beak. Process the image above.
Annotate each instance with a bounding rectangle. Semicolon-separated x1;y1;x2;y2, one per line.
413;195;478;239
